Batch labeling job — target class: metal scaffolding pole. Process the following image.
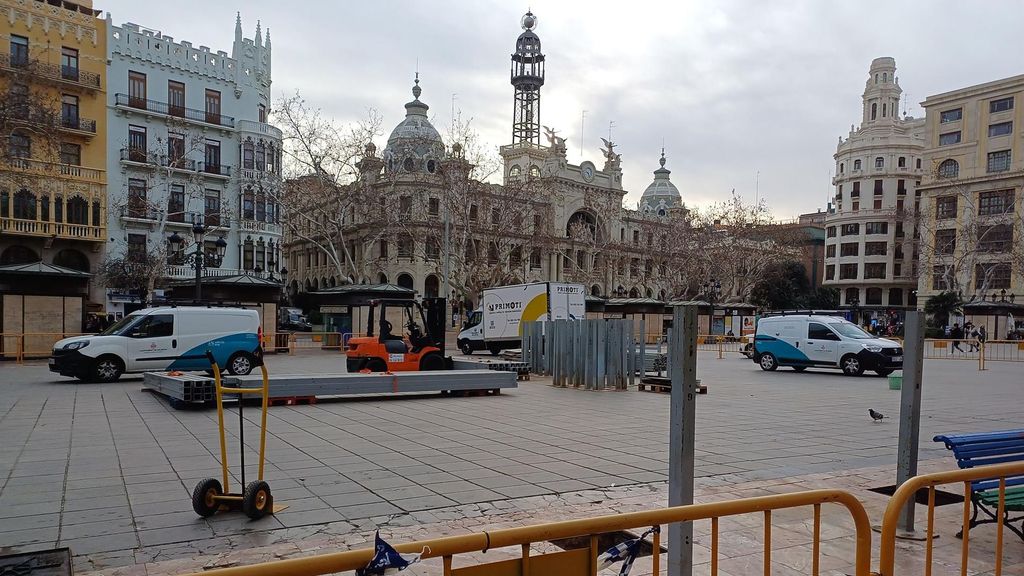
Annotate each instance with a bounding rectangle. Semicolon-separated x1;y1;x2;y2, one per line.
668;305;698;576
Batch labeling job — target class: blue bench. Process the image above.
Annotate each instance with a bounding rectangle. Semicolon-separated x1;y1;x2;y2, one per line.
933;429;1024;540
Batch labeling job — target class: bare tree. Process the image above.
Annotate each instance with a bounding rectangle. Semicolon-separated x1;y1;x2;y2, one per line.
0;78;64;220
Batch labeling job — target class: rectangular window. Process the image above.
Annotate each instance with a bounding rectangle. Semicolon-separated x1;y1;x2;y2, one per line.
426;237;440;260
492;207;500;224
242;144;254;169
897;179;906;194
60;47;79;81
839;263;858;280
469;204;478;221
59;143;80;166
864;263;886;279
978;224;1013;253
873;180;883;195
990;97;1014;114
825;265;835;280
940;108;962;123
865;222;888;235
255;192;266;222
9;83;29;119
10;35;28;66
978;189;1015;215
840;243;859;257
428;197;440;216
128;71;147;108
168;81;185;117
852;201;859;211
61;94;79;129
255;143;265;170
976;263;1011;289
399;195;412;216
826;226;836;238
127;233;147;262
851;182;860;197
865;242;887;256
168;184;185;222
167;133;185;164
934;229;956;255
242;189;254;220
932;265;953;290
128;125;147;161
530;248;542;269
128;178;147;218
841;223;859;236
633;230;640;244
204;140;221;172
987;150;1011;173
205;89;221;124
203;189;220;226
873;198;882;209
825;244;836;257
398;236;413;258
243;242;254;270
989;121;1013;137
258;104;267;123
939;131;961;146
378;239;388;259
935;195;957;219
9;133;29;159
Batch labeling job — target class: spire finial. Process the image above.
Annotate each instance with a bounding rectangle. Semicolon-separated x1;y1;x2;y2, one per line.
412;73;422;99
659;147;666;168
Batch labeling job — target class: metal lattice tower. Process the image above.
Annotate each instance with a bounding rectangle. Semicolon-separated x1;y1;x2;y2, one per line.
510;11;545;146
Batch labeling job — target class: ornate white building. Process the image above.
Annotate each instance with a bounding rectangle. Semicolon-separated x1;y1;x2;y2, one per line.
824;57;925;323
104;13;283;313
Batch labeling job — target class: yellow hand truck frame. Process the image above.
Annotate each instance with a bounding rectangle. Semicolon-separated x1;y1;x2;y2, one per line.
191;348;274;520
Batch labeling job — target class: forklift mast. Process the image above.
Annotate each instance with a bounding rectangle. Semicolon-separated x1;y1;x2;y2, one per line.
421;297;447;349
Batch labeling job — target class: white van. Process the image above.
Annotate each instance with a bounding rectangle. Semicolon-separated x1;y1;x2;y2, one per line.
752;314;903;376
50;306;261;382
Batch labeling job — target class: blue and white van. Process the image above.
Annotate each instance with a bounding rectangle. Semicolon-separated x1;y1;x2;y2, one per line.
752;314;903;376
50;306;261;382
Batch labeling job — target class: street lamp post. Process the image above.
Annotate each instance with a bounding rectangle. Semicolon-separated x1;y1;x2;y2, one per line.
169;221;226;302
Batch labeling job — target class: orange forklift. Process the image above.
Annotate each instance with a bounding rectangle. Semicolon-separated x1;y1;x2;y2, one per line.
346;297;453;372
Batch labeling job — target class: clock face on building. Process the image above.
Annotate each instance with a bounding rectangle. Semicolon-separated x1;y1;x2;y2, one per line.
580;161;596;182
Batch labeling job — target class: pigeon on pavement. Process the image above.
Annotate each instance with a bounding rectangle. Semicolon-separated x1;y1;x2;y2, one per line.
869;409;885;422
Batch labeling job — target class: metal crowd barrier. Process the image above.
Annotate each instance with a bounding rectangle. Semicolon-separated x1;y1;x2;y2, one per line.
17;332;96;361
696;335;747;359
877;461;1024;576
184;489;872;576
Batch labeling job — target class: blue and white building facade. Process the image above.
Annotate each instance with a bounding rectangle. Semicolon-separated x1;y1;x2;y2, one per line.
104;13;283;312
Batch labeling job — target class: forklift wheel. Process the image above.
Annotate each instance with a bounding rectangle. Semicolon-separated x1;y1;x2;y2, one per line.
365;358;387;372
191;478;223;517
242;480;272;520
420;353;445;371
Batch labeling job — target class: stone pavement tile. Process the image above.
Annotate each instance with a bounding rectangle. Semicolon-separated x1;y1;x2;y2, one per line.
572;474;630;488
65;477;126;491
0;526;58;547
132;498;189;517
60;516;136;540
4;473;66;487
0;512;60;533
389;464;443;477
274;507;345;528
307;480;368;497
0;500;62;518
138;523;215;547
209;515;284;536
373;485;436;501
321;491;387;508
512;471;570;484
63;495;130;513
419;480;483;494
403;472;462;485
494;484;554;499
335;501;402;520
60;505;133;527
269;496;332;514
126;480;187;496
469;475;529;489
60;532;139;555
391;494;457;512
122;472;180;486
620;471;668;483
134;511;206;531
536;479;595;493
128;489;185;507
445;489;503;505
449;467;505;481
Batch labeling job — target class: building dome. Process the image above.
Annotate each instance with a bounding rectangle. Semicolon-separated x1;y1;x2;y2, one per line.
382;77;445;174
640;150;681;215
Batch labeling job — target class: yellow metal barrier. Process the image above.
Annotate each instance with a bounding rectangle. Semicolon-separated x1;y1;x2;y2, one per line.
877;461;1024;576
285;331;345;353
0;333;24;363
186;489;872;576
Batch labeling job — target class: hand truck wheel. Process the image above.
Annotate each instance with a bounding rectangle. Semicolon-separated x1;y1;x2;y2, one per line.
191;478;223;517
242;480;272;520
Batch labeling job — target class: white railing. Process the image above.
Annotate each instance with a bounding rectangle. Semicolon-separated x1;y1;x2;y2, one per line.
164;265;281;281
237;119;283;139
5;158;104;182
0;217;104;240
239;219;282;235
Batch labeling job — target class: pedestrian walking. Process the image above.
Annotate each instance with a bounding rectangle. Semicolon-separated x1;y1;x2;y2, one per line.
978;325;987;348
966;322;979;352
950;323;965;353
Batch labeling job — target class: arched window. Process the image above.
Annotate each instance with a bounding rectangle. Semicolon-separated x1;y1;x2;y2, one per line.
591;285;601;297
916;158;922;170
53;249;89;272
424;274;440;298
566;210;597;240
39;194;49;222
882;72;887;82
92;200;100;226
839;162;844;173
629;287;640;298
865;287;883;305
853;159;862;170
243;238;254;270
0;245;39;265
13;189;36;220
378;273;388;284
508;165;521;178
898;157;906;168
529;165;541;178
66;196;88;224
396;273;414;290
882;103;887;117
874;74;879;84
875;157;884;169
242;141;254;169
889;288;904;306
937;159;959;179
255;141;266;171
845;287;860;306
871;103;877;120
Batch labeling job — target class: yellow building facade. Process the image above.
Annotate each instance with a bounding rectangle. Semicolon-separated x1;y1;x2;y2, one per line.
1;0;107;350
917;74;1024;336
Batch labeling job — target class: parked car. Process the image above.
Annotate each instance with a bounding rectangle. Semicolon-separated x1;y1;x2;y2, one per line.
50;306;261;382
278;307;313;332
752;314;903;376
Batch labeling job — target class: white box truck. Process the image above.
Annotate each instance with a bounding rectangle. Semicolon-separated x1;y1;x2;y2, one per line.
457;282;585;355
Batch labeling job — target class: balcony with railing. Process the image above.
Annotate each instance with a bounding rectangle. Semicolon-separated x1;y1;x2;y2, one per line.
114;93;235;128
239;218;282;235
199;162;231;178
0;53;102;89
237;119;283;140
165;265;280;281
3;157;104;182
59;115;97;135
0;217;104;241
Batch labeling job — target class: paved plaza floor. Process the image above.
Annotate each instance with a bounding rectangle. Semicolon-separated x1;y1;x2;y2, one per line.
0;352;1020;573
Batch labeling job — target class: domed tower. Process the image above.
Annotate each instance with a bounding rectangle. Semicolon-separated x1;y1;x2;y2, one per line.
640;150;682;216
382;76;445;175
510;11;545;146
862;57;902;124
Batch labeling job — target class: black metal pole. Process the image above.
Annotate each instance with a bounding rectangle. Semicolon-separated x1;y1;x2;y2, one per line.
238;394;245;489
194;243;202;302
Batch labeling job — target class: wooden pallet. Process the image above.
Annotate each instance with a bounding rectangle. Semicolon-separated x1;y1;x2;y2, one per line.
638;377;707;394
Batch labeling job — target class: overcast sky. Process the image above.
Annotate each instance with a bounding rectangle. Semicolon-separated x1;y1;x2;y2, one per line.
101;0;1024;218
